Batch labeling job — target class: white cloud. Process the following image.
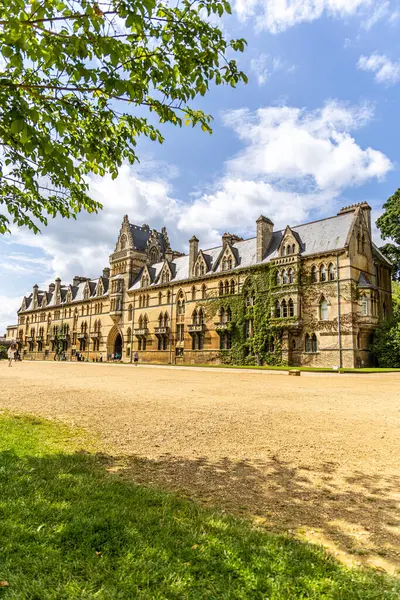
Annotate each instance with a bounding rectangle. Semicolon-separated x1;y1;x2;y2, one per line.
234;0;390;33
0;295;21;334
221;101;391;190
357;53;400;85
250;54;294;86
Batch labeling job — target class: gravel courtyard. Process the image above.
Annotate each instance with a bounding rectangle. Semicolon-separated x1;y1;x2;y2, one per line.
1;361;399;574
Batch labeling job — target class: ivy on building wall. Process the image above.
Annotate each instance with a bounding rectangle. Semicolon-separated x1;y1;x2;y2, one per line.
203;266;297;366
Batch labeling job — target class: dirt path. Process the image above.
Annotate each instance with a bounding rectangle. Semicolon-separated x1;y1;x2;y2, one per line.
1;361;399;573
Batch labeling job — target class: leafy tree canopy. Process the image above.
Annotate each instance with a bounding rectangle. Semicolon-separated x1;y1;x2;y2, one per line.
376;188;400;280
371;281;400;367
0;0;247;233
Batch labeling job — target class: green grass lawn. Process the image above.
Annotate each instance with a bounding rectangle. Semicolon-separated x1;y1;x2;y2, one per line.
0;415;399;599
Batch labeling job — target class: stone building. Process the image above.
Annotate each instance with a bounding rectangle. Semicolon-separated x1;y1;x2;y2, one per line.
12;202;392;368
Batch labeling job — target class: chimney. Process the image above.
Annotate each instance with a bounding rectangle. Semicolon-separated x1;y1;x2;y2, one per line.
102;267;110;279
32;284;38;309
189;235;199;276
55;277;61;303
48;282;55;294
165;246;174;262
72;276;80;287
256;216;274;262
222;233;232;248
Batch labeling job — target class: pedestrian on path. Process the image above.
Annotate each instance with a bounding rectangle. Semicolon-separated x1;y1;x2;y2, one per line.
133;351;139;366
7;345;15;367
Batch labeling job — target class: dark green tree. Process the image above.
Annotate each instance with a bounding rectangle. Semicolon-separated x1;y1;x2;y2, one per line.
370;281;400;367
376;188;400;280
0;0;247;233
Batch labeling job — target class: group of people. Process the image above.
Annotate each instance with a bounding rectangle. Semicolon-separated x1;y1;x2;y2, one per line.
5;345;139;366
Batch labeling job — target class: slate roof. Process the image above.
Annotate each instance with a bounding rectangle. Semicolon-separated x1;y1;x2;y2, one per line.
19;273;109;313
129;211;356;290
358;273;375;289
129;224;167;253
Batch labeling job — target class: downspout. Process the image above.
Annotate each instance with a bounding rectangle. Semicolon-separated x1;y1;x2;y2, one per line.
87;300;93;362
169;286;174;364
336;254;342;369
130;295;134;364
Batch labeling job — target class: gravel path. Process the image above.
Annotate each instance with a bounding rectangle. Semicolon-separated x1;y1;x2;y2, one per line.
1;361;399;573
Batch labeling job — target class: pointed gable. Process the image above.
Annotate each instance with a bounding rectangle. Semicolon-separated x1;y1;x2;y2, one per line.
193;250;209;277
157;259;172;284
278;226;302;257
213;242;238;272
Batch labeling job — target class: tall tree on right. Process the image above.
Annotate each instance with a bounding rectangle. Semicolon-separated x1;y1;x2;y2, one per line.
377;188;400;280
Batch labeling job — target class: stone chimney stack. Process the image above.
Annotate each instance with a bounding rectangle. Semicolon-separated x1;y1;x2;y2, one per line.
32;284;39;309
189;236;199;276
256;216;274;262
72;276;80;287
222;233;233;248
48;282;55;294
55;277;61;303
165;246;174;262
102;267;110;279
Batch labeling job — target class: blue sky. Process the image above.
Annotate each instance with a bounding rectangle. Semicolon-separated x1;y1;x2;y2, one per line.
1;0;400;332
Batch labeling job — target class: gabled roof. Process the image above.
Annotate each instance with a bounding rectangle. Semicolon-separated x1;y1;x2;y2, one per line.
129;224;167;253
372;243;392;267
129;211;356;291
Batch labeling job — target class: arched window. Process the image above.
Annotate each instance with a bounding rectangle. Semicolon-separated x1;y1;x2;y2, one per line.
305;334;311;353
167;290;171;304
158;291;162;305
192;309;198;325
288;298;294;317
222;257;227;271
288;268;293;284
328;263;335;281
191;286;196;301
312;333;318;352
282;299;288;317
149;247;159;264
320;297;328;321
311;266;317;283
282;270;288;284
226;307;232;322
200;264;205;276
198;308;204;325
320;265;327;282
228;257;233;270
230;280;235;295
202;284;207;300
128;304;133;321
195;264;200;277
277;271;281;285
220;307;226;324
219;281;224;297
287;245;291;255
361;295;367;316
138;315;143;329
225;280;229;295
143;315;148;329
282;245;286;256
275;300;281;318
164;312;169;327
127;327;132;341
292;244;296;254
158;313;163;328
120;235;127;250
361;234;365;254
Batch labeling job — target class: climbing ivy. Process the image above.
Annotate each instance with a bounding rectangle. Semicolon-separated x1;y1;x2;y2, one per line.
204;266;298;366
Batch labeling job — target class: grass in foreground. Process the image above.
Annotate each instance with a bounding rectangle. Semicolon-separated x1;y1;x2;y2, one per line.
0;415;398;599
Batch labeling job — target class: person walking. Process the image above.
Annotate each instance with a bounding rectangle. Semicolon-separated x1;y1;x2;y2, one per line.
133;351;139;366
7;345;15;367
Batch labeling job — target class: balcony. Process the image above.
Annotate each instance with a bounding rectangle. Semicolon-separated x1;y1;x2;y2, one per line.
36;335;44;342
90;332;100;339
25;336;34;341
155;326;170;336
134;328;149;337
188;323;205;334
77;332;87;340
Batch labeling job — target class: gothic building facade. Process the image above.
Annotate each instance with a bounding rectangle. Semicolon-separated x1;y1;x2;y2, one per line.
13;203;392;368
